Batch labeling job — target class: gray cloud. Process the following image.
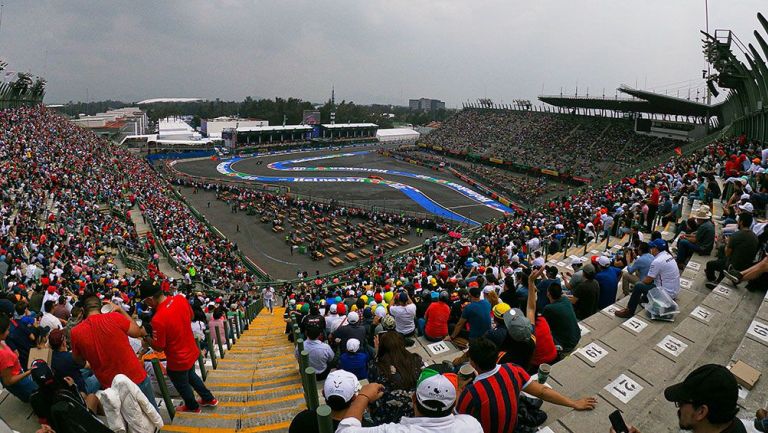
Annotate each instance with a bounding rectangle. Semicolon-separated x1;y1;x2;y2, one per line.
0;0;764;106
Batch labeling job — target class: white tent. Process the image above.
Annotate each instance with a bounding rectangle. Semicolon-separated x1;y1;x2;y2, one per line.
376;128;420;143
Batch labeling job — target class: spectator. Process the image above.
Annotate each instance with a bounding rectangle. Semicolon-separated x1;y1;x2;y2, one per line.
141;280;217;413
336;371;484;432
620;242;654;296
368;332;423;425
339;338;369;380
705;213;759;289
614;364;742;433
289;369;361;432
0;315;38;402
445;285;491;343
456;336;596;433
302;325;334;380
49;329;99;395
615;239;680;319
535;268;580;353
333;312;369;355
422;291;450;341
594;256;622;309
389;291;417;338
70;295;153;407
675;207;715;268
40;300;64;331
568;263;600;320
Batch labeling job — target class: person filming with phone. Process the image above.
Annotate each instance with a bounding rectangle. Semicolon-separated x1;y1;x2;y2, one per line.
609;364;745;433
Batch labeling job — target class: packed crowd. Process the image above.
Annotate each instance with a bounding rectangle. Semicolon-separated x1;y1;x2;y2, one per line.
3;105;768;433
420;109;681;180
278;132;768;432
389;148;559;205
0;106;267;432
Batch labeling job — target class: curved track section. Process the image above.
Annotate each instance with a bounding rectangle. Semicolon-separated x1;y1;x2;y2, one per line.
217;151;514;225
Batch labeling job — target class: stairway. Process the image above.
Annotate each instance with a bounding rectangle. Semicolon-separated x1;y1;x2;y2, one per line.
161;307;304;433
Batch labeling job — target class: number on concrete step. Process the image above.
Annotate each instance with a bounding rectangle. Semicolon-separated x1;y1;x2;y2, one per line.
657;335;688;357
690;306;712;323
578;342;608;364
605;374;643;404
747;320;768;344
621;317;648;334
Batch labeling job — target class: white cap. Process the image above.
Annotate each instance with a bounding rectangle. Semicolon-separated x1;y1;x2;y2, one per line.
597;256;611;267
346;338;361;353
532;257;545;268
739;202;754;213
741;193;751;200
416;374;457;412
570;257;584;266
323;370;359;403
329;304;338;314
347;311;360;324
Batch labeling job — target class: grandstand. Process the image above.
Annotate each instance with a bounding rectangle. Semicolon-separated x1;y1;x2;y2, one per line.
1;10;768;433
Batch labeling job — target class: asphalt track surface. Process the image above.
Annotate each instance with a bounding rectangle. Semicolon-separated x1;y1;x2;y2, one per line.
174;148;504;224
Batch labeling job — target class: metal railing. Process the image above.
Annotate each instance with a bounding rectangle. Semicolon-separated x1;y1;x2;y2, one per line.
150;298;263;421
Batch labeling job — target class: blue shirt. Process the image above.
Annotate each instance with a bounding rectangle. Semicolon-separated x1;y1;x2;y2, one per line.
627;253;654;280
339;351;369;380
595;266;622;309
461;300;492;339
536;278;562;311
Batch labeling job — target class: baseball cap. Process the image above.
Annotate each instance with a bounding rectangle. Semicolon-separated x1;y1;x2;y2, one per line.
329;304;338;314
323;370;360;403
381;315;396;331
739;202;754;213
570;257;584;267
416;369;459;412
740;193;751;200
347;311;359;324
139;279;161;299
30;360;55;388
664;364;738;412
597;256;611;267
649;238;668;251
503;308;532;342
346;338;361;353
493;302;511;319
532;257;545;268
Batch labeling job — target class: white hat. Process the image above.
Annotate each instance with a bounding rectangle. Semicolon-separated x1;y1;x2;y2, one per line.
741;193;751;200
324;370;359;403
329;304;338;314
346;338;361;353
597;256;611;267
510;256;520;263
739;202;754;213
347;311;360;324
416;373;457;412
555;224;564;230
570;257;584;266
532;257;545;268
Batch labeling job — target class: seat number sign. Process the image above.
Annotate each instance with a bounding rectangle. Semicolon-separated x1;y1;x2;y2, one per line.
605;374;643;404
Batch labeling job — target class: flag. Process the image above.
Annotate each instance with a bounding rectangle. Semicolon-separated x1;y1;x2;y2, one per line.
674;147;682;156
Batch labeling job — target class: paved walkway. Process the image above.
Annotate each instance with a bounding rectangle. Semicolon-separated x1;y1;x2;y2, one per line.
129;205;184;279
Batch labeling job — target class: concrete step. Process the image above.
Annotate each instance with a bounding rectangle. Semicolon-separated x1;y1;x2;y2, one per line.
542;263;756;432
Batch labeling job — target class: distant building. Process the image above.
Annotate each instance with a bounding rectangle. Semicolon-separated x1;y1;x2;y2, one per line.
70;107;148;137
201;117;268;139
408;98;446;112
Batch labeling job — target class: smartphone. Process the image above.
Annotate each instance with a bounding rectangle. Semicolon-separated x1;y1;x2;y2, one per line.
609;410;629;433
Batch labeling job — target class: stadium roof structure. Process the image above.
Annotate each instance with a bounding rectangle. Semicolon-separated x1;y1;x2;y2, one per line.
539;85;722;117
136;98;202;105
237;125;312;133
321;123;378;129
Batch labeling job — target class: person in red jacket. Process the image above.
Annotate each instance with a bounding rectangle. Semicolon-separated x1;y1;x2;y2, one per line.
140;280;217;413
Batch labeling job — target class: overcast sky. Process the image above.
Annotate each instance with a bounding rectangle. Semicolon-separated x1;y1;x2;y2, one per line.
1;1;765;106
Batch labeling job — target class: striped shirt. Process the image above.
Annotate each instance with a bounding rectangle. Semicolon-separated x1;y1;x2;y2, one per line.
456;363;532;433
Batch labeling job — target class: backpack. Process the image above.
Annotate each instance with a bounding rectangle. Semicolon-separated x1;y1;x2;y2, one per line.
48;389;113;433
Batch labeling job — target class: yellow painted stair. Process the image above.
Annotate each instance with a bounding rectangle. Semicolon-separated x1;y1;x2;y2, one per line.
161;307;303;433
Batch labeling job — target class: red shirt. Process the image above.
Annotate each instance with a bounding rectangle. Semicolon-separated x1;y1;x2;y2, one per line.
424;302;450;338
530;316;558;368
649;188;660;206
71;312;147;387
151;295;199;371
0;341;22;375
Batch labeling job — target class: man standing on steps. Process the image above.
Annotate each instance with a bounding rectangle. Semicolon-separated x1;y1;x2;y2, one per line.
141;280;217;413
262;285;275;314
